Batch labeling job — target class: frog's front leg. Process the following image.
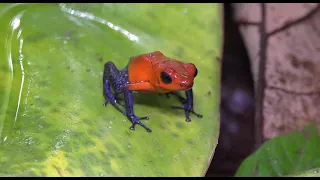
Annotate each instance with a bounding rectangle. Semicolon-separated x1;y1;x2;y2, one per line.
171;88;203;122
123;88;151;132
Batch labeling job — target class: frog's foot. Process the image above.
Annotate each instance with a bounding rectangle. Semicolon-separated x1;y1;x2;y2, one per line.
171;103;203;122
127;115;151;132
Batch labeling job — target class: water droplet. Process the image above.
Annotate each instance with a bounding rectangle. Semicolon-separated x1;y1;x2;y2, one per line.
100;174;104;177
314;170;319;174
122;119;126;122
38;125;43;129
109;121;113;124
108;126;112;129
128;145;131;149
11;16;20;30
183;8;188;14
25;137;34;144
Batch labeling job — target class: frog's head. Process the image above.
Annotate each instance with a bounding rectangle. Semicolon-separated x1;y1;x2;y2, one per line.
152;59;198;92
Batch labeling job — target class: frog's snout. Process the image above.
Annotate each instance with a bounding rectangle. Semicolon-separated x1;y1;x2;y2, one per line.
179;80;193;89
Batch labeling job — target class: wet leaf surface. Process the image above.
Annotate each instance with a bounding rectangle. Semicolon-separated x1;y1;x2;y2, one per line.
0;3;222;176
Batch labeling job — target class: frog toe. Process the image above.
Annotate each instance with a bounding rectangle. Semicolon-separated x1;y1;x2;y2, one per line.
171;104;203;121
128;115;152;132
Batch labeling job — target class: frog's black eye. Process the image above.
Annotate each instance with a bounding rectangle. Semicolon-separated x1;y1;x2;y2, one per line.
160;72;172;84
194;68;198;78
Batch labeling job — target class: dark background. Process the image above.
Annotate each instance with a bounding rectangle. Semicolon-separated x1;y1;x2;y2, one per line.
206;4;255;177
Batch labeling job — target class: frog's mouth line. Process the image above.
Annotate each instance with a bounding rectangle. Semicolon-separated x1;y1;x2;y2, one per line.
159;83;193;93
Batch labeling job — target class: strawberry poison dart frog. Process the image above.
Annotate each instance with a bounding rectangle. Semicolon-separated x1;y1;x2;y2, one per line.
103;51;202;132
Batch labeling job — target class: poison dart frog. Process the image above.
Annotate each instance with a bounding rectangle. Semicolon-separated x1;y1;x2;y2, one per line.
103;51;202;132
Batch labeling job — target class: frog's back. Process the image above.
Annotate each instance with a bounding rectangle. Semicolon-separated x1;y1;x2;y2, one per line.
128;51;166;84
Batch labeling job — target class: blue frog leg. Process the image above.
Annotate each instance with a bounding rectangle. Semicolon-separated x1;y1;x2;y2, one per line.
171;88;203;122
103;61;151;132
123;88;151;132
103;64;126;115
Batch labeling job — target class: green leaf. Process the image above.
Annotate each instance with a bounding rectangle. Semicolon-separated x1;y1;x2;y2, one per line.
287;167;320;177
0;3;222;176
235;124;320;177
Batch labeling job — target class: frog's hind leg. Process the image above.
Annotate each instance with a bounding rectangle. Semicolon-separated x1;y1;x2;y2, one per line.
103;62;151;132
103;61;126;114
114;94;125;107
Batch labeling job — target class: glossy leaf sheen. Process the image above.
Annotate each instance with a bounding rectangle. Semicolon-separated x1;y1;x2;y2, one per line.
235;124;320;177
0;3;222;176
288;168;320;177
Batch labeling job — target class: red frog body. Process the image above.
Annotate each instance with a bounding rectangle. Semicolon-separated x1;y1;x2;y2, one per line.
103;51;202;132
127;51;197;93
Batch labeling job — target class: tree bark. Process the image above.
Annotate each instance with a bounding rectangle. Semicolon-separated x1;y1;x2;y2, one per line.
232;3;320;141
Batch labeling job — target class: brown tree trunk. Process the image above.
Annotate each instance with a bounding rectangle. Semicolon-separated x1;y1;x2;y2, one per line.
231;3;320;143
